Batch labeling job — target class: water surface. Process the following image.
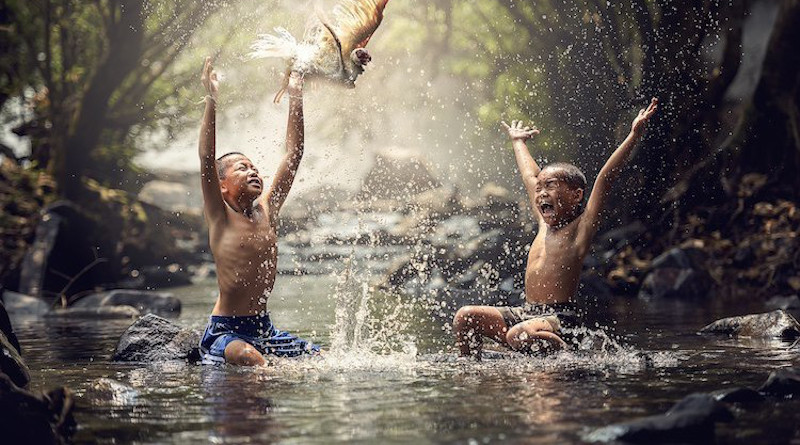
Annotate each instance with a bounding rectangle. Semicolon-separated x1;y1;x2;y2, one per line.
15;275;800;444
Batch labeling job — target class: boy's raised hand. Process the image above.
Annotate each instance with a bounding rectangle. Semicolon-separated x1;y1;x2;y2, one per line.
501;120;540;142
201;56;219;101
631;97;658;135
287;71;304;98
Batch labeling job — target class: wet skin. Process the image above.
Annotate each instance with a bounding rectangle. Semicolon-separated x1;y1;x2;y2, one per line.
455;101;658;356
198;58;305;365
525;168;588;305
210;155;279;316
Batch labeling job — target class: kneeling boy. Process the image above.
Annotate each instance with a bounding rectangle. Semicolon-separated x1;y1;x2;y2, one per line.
197;57;319;366
453;99;658;357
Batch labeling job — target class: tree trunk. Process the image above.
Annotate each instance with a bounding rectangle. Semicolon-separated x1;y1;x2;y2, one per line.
56;0;144;199
733;0;800;193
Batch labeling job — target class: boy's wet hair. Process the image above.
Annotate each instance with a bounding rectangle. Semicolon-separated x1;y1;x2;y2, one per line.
541;162;587;190
216;152;246;180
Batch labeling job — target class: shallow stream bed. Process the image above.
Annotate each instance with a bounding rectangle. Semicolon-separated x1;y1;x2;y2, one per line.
15;275;800;444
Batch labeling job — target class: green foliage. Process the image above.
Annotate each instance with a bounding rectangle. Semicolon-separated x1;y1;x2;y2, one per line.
1;0;256;195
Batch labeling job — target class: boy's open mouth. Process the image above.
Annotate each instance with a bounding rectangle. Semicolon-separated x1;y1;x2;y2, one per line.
247;178;262;189
540;202;555;216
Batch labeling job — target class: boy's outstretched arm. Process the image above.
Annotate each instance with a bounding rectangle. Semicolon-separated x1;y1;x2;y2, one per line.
501;120;543;222
198;57;227;224
581;98;658;236
266;72;305;223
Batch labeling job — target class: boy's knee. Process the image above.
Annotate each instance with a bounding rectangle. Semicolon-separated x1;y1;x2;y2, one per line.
453;306;475;328
505;326;530;351
224;341;265;366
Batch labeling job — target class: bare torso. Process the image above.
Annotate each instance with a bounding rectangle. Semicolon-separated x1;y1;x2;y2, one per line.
208;203;278;316
525;215;589;304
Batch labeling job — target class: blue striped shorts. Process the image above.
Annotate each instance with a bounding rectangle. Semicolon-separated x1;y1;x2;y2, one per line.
199;312;320;364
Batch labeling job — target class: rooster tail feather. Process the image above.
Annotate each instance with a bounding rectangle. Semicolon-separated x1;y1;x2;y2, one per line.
249;27;298;60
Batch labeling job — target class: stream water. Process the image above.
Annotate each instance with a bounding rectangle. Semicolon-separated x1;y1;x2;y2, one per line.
13;274;800;444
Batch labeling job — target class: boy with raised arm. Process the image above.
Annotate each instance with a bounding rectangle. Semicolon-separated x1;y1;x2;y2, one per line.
197;57;319;366
453;98;659;358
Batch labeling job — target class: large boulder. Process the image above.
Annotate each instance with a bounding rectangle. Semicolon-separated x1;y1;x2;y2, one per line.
698;310;800;339
70;289;181;318
0;373;75;444
112;314;200;362
639;268;712;300
586;393;732;443
82;378;138;407
44;306;141;320
709;387;765;404
650;247;707;270
638;247;712;300
357;148;441;203
0;301;29;387
1;289;49;318
758;367;800;397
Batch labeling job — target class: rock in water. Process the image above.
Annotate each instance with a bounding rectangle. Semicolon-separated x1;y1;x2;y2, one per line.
357;148;441;202
638;268;711;300
71;289;181;317
83;378;138;406
758;368;800;397
112;314;200;362
44;305;141;320
710;387;765;404
698;310;800;339
638;247;712;300
1;290;50;318
0;301;29;387
0;330;29;388
0;373;75;444
585;393;732;443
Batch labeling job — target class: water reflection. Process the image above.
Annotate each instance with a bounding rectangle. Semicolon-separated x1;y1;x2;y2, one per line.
200;367;279;442
12;276;800;444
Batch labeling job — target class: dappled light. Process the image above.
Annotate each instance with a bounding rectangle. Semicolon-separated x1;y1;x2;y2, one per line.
1;0;800;443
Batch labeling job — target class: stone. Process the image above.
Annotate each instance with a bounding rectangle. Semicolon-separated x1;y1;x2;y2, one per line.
698;310;800;339
0;301;29;388
357;148;441;202
112;314;201;362
710;387;765;404
0;331;29;388
70;289;181;317
585;393;732;443
650;247;707;270
83;378;138;406
758;367;800;397
0;300;21;352
0;373;75;444
638;267;712;300
44;305;141;320
2;290;49;318
765;294;800;311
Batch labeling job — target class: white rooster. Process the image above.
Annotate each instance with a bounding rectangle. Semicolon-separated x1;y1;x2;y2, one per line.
250;0;391;103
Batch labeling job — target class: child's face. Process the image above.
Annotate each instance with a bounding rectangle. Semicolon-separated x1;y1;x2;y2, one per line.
535;168;583;227
220;155;264;202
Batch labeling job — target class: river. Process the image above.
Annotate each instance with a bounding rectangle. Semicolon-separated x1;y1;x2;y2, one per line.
13;273;800;444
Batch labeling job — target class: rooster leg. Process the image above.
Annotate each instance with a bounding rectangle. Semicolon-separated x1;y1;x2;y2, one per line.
273;72;290;104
